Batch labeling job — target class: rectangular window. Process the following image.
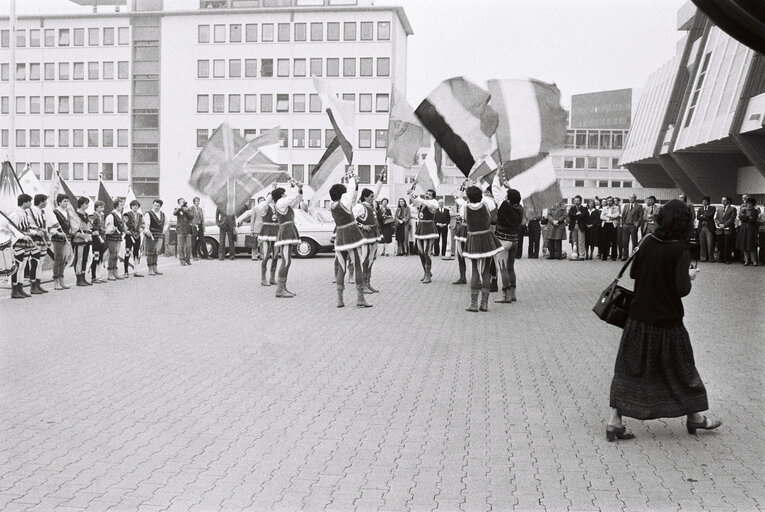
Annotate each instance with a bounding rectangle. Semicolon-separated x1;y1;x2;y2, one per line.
376;93;390;112
73;129;83;147
359;57;373;77
117;27;129;45
244;59;257;77
278;23;290;42
214;24;225;43
69;62;82;80
260;94;273;113
88;96;99;113
611;180;621;188
213;59;225;78
275;94;289;113
86;62;98;80
15;29;25;47
574;157;585;169
574;180;585;188
360;22;373;40
623;181;632;188
587;157;597;169
685;53;712;128
310;58;322;77
599;131;612;149
229;59;241;78
598;157;610;170
16;96;25;114
29;29;40;47
375;165;387;184
118;95;128;113
575;131;586;148
612;157;620;169
213;94;224;113
294;23;306;42
44;97;54;114
117;163;128;181
377;58;390;77
327;58;339;77
29;129;40;147
227;94;240;113
612;132;624;150
292;129;305;148
44;130;55;147
88;163;99;180
58;163;69;180
293;59;306;77
310;22;323;41
0;96;6;114
1;64;7;81
343;58;356;77
292;164;304;182
308;129;321;148
261;59;273;77
74;28;84;46
44;63;55;80
378;21;390;40
197;95;209;113
588;131;599;149
230;24;242;43
58;96;69;114
88;27;99;45
342;93;354;102
102;163;113;181
103;27;114;45
293;94;306;113
73;163;84;180
103;61;114;79
118;61;129;79
244;129;257;141
16;63;26;81
117;129;128;147
279;129;289;148
45;29;55;47
359;129;371;148
198;25;210;43
58;63;69;80
58;129;69;147
357;165;371;184
563;157;574;169
29;96;40;114
246;23;257;42
343;22;356;41
262;24;274;42
88;130;98;147
102;130;113;147
0;130;6;148
309;94;321;112
245;94;257;112
16;130;26;147
197;60;209;78
277;59;290;77
327;22;340;41
103;95;114;113
59;29;70;46
375;130;388;148
325;129;335;147
0;30;7;48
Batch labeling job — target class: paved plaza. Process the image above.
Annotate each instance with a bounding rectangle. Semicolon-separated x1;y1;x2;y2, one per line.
1;254;763;512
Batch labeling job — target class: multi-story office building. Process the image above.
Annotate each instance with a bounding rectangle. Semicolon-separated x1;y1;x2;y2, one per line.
620;0;765;203
1;0;412;211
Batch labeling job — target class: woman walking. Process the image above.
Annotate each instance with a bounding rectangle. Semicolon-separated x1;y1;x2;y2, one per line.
394;198;410;256
607;199;721;441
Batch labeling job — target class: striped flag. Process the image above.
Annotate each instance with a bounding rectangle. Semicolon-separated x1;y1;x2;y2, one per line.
387;88;424;168
415;77;498;176
498;155;560;216
313;77;355;164
309;137;346;194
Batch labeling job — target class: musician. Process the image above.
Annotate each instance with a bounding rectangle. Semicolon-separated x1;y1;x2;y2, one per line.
50;194;73;290
72;197;93;286
143;199;167;276
407;188;439;283
104;197;126;280
89;200;107;283
7;194;40;298
26;194;50;294
123;200;145;277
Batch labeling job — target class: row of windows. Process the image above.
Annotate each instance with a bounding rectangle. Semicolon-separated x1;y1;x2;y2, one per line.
196;92;389;114
9;162;128;182
1;61;130;81
195;127;389;150
563;129;628;150
197;21;390;44
570;179;633;189
553;156;623;170
2;129;129;148
197;57;390;79
2;95;130;115
1;27;129;48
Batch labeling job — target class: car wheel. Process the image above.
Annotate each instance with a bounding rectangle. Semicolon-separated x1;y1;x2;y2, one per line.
295;237;317;258
204;237;219;259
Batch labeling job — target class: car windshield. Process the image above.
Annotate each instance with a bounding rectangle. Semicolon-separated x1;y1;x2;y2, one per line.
309;209;333;224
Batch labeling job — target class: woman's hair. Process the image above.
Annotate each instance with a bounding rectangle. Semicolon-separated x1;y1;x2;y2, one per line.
271;187;286;202
398;197;406;207
56;193;69;206
329;183;346;201
654;199;693;241
94;200;105;210
77;196;90;209
506;188;521;205
360;188;373;202
465;186;483;204
380;198;388;205
745;196;756;206
129;199;141;208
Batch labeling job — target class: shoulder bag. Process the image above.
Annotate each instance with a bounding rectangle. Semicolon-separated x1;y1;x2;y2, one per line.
593;235;650;328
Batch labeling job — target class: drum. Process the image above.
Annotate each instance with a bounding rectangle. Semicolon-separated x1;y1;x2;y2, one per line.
0;233;17;276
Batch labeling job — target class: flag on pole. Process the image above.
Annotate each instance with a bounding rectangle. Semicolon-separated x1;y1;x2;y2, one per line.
97;181;115;213
414;77;499;176
189;123;281;216
498;155;560;216
308;137;346;194
0;161;23;216
387;88;424;168
413;140;444;193
312;77;355;163
17;163;47;199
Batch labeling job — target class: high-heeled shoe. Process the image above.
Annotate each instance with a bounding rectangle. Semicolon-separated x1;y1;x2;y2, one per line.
606;424;635;442
686;416;722;434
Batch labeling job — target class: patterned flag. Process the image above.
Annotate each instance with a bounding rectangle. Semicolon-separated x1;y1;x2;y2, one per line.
17;163;47;200
387;88;424;168
415;77;499;176
0;161;23;217
308;137;346;196
312;77;355;164
189;123;281;216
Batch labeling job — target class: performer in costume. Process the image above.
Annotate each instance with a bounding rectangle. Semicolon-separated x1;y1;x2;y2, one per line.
352;170;385;294
254;192;280;286
7;194;40;298
104;197;126;280
123;200;144;277
451;184;469;285
461;185;503;312
272;181;303;298
89;201;107;283
26;193;50;294
72;196;94;287
143;199;166;276
50;194;73;290
329;171;372;308
494;186;525;304
407;187;439;283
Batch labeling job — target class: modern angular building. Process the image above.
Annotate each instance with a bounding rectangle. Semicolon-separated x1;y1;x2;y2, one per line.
620;0;765;204
1;0;412;211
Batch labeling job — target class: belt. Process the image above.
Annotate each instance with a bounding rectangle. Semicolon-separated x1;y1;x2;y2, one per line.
337;221;356;229
418;219;435;223
280;221;295;225
468;229;491;235
262;222;278;226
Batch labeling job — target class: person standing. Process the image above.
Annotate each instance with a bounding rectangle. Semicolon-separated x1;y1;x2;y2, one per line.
7;194;40;298
494;187;524;303
26;194;50;293
377;198;394;257
451;191;468;285
104;197;126;281
546;201;567;260
600;197;620;261
408;188;439;283
51;194;74;288
461;186;503;312
174;198;194;266
394;198;410;256
568;195;588;261
433;199;451;257
696;196;716;262
123;200;145;278
89;200;107;284
620;195;643;260
716;196;737;264
353;176;384;294
737;196;760;266
249;197;266;261
255;193;280;286
72;197;94;286
143;199;167;276
526;209;541;259
272;182;303;298
216;206;237;261
585;199;600;260
607;199;721;441
641;196;659;238
190;197;206;260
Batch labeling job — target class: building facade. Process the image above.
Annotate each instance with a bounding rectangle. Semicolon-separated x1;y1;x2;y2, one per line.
1;0;411;212
620;1;765;204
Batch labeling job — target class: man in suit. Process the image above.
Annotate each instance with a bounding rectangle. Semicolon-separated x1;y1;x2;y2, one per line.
190;197;206;260
696;196;716;262
567;195;588;260
216;206;237;260
620;194;643;260
641;195;659;237
433;199;450;257
716;195;737;264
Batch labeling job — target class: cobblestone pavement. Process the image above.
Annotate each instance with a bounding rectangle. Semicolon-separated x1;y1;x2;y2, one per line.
1;253;763;512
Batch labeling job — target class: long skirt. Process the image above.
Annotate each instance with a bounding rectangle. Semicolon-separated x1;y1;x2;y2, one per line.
610;318;708;420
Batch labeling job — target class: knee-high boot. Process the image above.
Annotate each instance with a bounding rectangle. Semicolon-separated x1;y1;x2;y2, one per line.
453;257;466;284
356;283;372;307
336;285;345;308
479;287;490;312
466;289;479;312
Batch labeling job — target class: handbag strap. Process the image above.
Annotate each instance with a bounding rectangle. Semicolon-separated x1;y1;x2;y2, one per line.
614;234;652;281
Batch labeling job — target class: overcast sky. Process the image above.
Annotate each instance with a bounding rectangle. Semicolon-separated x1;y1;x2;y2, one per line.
6;0;687;106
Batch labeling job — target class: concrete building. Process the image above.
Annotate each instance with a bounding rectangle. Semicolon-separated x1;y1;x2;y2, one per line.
620;0;765;204
1;0;412;212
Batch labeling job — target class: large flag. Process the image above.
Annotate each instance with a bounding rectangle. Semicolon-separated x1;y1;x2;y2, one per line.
49;169;81;232
414;140;444;193
312;77;355;164
0;161;22;216
308;137;346;195
415;77;499;176
97;181;115;213
18;163;47;199
387;88;424;168
189;123;281;216
498;156;560;216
